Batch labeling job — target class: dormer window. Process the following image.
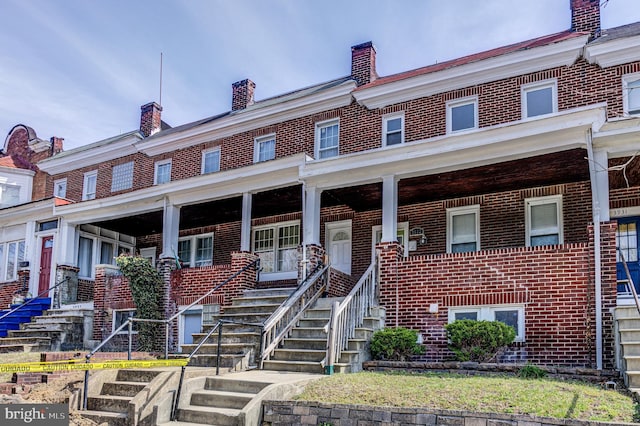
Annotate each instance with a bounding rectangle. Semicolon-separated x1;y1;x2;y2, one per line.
447;97;477;133
522;79;557;118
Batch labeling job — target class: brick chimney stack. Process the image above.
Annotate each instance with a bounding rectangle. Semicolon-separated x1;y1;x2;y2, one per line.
351;41;378;87
140;102;163;137
570;0;601;39
50;137;64;155
232;79;256;111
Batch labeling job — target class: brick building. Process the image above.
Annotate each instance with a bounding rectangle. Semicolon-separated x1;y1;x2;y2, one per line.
2;0;640;371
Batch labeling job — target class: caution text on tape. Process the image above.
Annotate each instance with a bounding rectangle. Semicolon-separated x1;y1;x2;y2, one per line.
0;358;188;373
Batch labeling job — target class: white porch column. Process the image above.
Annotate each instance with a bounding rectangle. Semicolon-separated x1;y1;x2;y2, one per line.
56;219;77;266
24;221;37;292
303;185;322;246
240;192;253;252
592;148;610;222
381;175;398;243
161;198;181;258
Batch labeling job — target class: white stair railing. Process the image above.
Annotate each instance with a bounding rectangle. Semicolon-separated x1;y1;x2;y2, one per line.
259;264;329;368
323;258;378;374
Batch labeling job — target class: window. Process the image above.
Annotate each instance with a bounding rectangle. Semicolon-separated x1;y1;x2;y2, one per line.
113;309;137;334
447;97;477;133
38;220;58;232
82;171;97;200
77;225;135;278
447;205;480;253
372;222;409;259
177;233;213;267
253;221;300;277
53;178;67;198
111;161;134;192
623;74;640;116
617;222;638;263
448;305;525;342
383;113;404;146
154;159;172;185
315;120;340;159
525;195;563;247
0;183;21;207
254;135;276;163
522;80;557;118
0;240;25;282
202;147;221;174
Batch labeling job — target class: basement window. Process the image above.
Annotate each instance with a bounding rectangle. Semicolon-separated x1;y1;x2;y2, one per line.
448;305;525;342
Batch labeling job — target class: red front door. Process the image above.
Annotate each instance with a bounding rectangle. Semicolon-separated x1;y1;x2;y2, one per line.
38;236;54;295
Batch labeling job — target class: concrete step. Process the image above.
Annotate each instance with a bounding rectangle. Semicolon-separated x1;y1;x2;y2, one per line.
190;389;253;409
615;306;640;319
116;369;161;383
290;327;327;339
312;297;345;309
0;343;46;353
619;329;640;342
191;331;260;345
261;360;325;374
223;303;281;314
271;348;325;362
297;318;329;328
202;322;263;334
177;406;241;425
180;342;255;355
217;312;273;324
204;377;270;394
76;410;127;426
303;308;331;319
621;341;640;356
86;395;132;413
242;288;293;299
626;371;640;387
188;353;250;369
282;337;327;350
102;381;147;397
617;318;640;329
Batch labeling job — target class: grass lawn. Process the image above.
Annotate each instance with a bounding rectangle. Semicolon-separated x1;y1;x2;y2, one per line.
296;372;639;423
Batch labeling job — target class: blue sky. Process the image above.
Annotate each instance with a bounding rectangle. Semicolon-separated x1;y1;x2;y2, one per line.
1;0;639;151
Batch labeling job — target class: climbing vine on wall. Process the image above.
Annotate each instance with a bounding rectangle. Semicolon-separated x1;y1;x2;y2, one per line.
116;255;164;351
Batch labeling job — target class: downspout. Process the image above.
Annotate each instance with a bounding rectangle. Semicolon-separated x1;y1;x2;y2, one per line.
586;128;603;370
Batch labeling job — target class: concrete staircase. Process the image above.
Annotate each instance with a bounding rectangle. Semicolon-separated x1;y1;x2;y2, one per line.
79;369;163;426
180;288;293;370
0;297;51;337
615;305;640;391
0;308;89;352
261;297;385;374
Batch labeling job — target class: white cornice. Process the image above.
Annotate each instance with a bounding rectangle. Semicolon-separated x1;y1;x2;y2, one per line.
0;199;55;227
54;154;306;224
38;133;142;175
584;35;640;67
353;36;588;110
136;81;356;156
593;117;640;158
0;166;35;177
301;104;607;189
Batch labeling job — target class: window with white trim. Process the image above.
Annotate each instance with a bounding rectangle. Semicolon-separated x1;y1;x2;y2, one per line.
372;222;409;259
253;221;300;276
254;135;276;163
53;178;67;198
177;233;214;267
113;309;137;334
525;195;563;247
202;147;221;174
0;183;21;208
315;119;339;159
522;79;557;118
82;170;97;200
77;225;135;279
111;161;134;192
448;305;525;342
447;96;477;133
383;113;404;146
154;159;172;185
623;73;640;116
0;240;25;282
447;205;480;253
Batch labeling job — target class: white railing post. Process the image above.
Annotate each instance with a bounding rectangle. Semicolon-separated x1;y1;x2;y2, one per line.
325;300;340;375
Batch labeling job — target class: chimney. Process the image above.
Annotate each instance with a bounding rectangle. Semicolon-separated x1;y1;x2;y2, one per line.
231;79;256;111
50;137;64;155
570;0;601;38
351;41;378;87
140;102;163;137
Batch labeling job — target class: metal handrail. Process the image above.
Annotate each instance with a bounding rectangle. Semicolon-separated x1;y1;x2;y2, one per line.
323;258;378;374
259;263;329;368
617;247;640;315
0;276;69;322
81;258;260;411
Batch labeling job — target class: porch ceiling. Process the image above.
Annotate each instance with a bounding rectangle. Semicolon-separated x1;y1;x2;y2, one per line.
325;149;590;211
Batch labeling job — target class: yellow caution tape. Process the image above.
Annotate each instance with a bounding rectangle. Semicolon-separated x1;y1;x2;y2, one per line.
0;358;188;373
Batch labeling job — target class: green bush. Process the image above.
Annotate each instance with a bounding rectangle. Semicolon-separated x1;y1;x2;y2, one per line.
370;327;425;361
518;363;547;379
444;320;515;362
